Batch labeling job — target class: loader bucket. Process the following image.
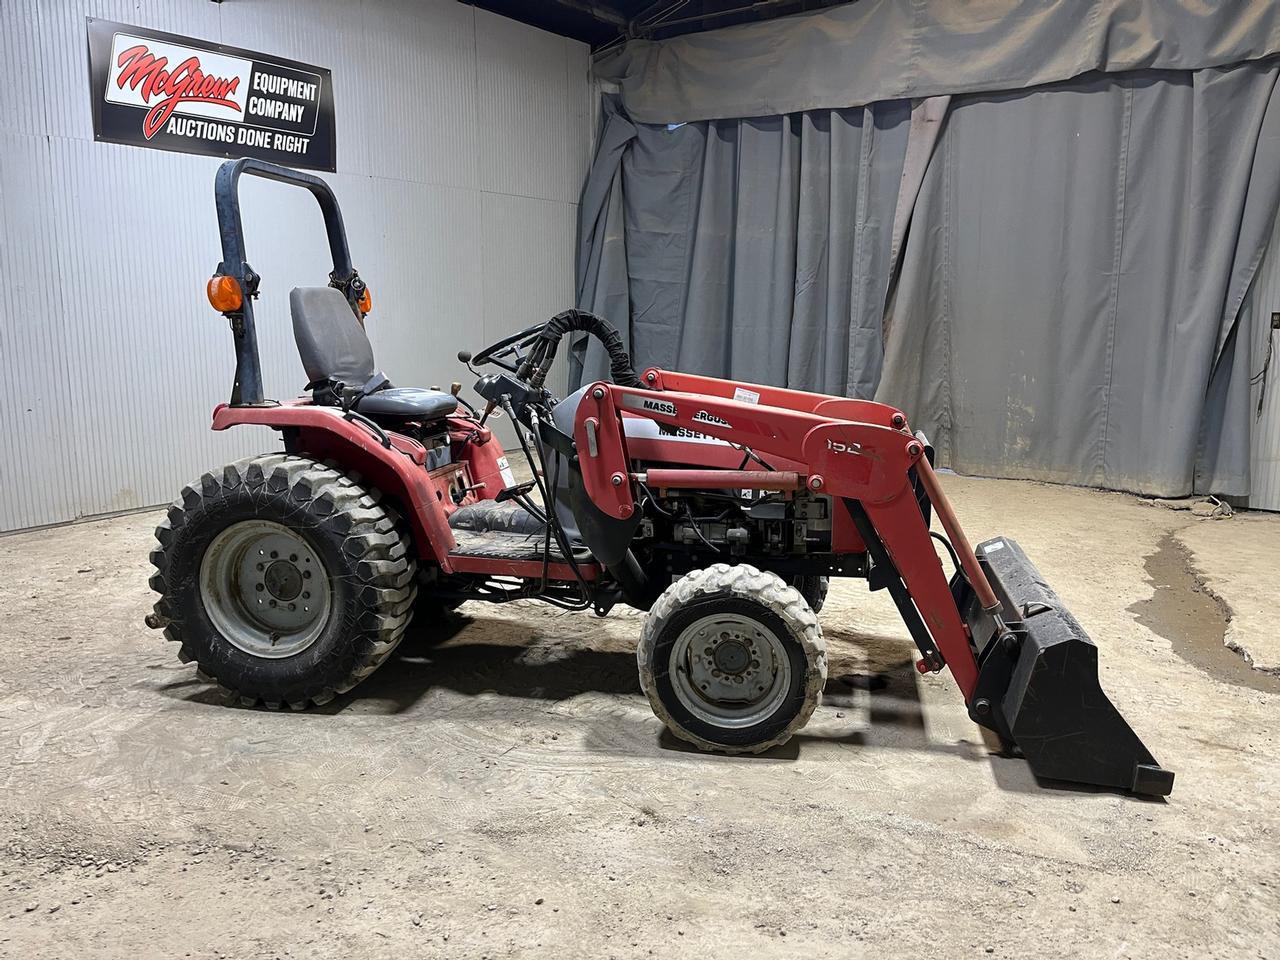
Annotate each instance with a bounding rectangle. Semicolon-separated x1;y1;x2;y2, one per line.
956;537;1174;797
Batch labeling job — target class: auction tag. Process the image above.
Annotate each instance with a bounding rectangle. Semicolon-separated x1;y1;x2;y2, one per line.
732;387;760;405
496;456;516;488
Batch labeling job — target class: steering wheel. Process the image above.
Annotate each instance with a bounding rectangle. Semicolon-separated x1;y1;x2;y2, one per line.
466;321;547;374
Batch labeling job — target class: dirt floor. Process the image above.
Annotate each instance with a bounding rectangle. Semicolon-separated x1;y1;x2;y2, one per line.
1;475;1278;960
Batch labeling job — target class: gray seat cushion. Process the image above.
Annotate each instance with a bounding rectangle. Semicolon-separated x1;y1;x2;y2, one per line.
354;387;456;423
290;286;376;386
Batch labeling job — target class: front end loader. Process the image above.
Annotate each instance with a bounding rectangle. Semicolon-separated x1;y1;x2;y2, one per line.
147;158;1173;797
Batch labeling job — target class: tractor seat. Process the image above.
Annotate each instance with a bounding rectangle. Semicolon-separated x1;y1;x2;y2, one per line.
352;386;456;423
289;286;456;424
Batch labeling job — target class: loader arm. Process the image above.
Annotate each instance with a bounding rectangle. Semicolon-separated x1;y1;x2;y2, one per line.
573;379;986;698
573;374;1174;797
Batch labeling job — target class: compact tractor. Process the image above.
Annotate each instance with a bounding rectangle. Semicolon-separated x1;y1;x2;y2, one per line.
147;158;1174;796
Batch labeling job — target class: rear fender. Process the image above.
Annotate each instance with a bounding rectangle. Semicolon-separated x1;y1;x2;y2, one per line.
212;403;457;570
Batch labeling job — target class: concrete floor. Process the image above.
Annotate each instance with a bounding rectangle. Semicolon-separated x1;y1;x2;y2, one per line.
1;475;1277;960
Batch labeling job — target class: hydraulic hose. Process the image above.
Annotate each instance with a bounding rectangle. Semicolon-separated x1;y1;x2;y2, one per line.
526;309;641;390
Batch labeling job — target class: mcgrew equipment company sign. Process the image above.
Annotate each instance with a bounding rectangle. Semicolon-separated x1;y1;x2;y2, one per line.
86;18;336;172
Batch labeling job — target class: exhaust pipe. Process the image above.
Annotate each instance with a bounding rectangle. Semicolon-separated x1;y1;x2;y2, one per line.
956;537;1174;797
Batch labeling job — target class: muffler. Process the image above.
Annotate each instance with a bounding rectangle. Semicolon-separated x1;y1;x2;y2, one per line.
955;537;1174;797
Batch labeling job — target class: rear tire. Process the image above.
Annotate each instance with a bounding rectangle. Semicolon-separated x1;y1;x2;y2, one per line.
148;454;417;708
790;575;829;614
637;564;826;754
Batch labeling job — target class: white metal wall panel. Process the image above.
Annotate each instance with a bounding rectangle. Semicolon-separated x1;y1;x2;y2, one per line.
475;7;592;203
480;192;578;345
0;0;589;531
1248;213;1280;511
0;133;81;530
348;0;481;187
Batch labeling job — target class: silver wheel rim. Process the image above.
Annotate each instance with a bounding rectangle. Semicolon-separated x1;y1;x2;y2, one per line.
199;520;332;659
669;612;792;728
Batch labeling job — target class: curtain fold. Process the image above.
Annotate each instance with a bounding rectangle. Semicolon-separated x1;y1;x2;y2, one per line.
596;0;1280;125
575;64;1280;498
575;99;911;395
876;64;1280;497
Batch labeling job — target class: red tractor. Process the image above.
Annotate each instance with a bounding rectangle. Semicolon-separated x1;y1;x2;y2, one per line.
148;159;1173;796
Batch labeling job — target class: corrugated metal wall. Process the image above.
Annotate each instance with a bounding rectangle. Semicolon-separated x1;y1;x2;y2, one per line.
0;0;589;531
1247;213;1280;512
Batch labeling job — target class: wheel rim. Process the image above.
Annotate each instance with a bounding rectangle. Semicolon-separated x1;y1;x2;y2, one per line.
669;612;792;729
199;520;332;658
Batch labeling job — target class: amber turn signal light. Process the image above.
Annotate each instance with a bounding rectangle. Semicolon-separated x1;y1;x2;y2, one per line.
357;286;372;315
206;275;243;312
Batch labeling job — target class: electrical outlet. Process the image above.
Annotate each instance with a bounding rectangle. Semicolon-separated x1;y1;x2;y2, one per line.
1272;311;1280;330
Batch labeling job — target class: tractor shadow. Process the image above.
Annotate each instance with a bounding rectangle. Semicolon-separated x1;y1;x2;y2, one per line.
157;610;1158;796
161;612;985;766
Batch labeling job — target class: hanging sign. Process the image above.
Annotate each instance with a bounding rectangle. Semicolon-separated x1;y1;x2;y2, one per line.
86;18;336;172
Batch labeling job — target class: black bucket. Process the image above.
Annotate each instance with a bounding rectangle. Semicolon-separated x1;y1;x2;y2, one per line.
955;537;1174;797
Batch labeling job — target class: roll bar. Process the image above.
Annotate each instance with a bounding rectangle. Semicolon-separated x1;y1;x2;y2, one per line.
212;158;365;406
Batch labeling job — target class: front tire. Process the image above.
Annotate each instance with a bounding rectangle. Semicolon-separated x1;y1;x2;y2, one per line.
148;454;417;708
637;564;826;754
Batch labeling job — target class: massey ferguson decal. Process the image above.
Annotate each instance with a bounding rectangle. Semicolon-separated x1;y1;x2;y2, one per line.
87;18;336;171
621;394;679;418
692;410;732;429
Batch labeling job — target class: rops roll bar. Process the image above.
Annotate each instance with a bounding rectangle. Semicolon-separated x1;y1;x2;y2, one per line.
211;158;365;406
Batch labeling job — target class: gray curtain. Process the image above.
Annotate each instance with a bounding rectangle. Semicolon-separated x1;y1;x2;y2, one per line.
877;62;1280;497
597;0;1280;124
573;95;911;397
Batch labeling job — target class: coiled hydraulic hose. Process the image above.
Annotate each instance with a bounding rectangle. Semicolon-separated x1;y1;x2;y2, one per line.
522;309;641;390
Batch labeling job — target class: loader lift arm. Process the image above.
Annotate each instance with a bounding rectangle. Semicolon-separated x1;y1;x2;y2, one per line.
572;371;1174;797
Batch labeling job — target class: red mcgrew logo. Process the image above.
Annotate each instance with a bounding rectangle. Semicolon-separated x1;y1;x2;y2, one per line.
113;44;242;140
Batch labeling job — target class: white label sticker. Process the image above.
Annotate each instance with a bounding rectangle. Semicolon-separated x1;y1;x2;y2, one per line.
496;456;516;488
732;387;760;405
986;540;1006;553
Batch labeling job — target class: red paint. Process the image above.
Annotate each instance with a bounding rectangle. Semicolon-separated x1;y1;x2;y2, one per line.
214;373;988;702
914;456;1000;613
573;387;635;520
641;469;803;491
449;418;509;504
445;553;600;581
211;402;458;571
573;381;983;701
643;368;908;428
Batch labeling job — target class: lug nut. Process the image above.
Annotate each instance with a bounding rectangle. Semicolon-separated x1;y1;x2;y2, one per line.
256;583;265;592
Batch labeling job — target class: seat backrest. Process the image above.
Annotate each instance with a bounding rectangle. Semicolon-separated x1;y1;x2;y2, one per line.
290;286;375;386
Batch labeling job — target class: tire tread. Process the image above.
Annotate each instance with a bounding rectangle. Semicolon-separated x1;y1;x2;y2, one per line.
149;453;417;708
